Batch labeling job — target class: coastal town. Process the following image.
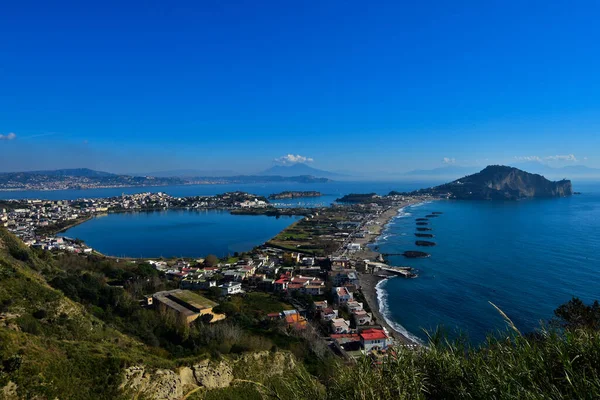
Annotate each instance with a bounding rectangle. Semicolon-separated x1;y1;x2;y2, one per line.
1;188;439;359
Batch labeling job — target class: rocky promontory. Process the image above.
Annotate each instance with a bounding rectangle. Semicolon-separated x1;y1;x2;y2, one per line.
395;165;573;200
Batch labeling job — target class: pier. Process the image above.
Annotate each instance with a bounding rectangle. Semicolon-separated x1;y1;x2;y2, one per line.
366;261;418;278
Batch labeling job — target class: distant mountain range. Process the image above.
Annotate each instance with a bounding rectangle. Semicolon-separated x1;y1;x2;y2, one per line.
131;169;240;178
28;168;117;178
397;165;572;200
259;164;344;179
0;168;332;191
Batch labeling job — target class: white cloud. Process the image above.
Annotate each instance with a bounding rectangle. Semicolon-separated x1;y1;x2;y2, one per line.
274;154;314;165
0;132;16;141
442;157;456;164
544;154;577;162
514;155;542;162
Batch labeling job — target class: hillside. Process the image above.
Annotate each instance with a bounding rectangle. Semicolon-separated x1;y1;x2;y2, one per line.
1;228;600;399
405;165;573;200
0;170;185;191
0;228;319;399
28;168;117;178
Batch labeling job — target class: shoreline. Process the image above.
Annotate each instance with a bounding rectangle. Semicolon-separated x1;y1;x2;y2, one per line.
354;199;432;345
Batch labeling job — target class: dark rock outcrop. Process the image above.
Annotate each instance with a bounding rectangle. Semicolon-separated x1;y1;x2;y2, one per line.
415;233;434;238
403;251;430;258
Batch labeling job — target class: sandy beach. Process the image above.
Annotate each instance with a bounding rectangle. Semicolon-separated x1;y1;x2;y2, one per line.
350;198;431;345
358;272;417;345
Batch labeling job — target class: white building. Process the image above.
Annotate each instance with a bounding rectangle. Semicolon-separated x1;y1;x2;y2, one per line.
360;329;390;352
220;281;243;296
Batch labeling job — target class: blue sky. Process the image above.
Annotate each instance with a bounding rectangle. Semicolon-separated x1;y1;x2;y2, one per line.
1;0;599;175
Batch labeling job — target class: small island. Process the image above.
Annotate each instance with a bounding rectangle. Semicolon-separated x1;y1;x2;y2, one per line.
268;191;322;200
416;222;429;226
336;193;378;203
416;227;432;231
416;218;428;221
416;240;436;247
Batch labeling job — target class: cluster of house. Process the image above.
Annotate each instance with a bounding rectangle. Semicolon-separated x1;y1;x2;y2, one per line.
143;250;392;356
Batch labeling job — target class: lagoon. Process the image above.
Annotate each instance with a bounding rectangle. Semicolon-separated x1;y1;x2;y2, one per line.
59;210;300;258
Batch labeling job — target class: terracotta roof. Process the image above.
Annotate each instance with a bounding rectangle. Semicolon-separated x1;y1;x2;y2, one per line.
360;329;388;341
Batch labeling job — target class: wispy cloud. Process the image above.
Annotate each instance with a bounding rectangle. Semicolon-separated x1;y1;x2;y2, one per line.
442;157;456;164
514;155;542;162
274;154;314;165
0;132;16;141
514;154;578;163
544;154;577;162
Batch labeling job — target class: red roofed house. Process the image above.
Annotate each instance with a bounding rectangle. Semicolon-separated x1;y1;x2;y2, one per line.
360;328;390;352
273;278;289;292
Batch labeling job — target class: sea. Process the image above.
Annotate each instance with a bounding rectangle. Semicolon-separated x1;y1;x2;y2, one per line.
3;180;599;342
374;182;600;343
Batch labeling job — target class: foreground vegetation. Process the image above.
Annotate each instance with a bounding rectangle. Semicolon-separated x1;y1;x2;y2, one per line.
1;226;600;399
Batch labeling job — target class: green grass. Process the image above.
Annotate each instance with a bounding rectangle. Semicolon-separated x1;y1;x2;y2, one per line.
229;292;294;317
173;290;218;309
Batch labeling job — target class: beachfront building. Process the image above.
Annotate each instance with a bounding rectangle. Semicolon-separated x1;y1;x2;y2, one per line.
333;287;354;305
329;270;359;287
152;289;225;324
330;318;351;334
347;243;361;251
352;310;373;326
346;301;364;312
360;328;390;352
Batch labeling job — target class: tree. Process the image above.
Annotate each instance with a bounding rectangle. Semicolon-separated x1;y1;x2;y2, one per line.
554;297;600;330
204;254;219;267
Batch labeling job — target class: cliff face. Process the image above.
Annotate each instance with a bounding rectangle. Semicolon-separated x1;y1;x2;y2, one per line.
430;165;573;200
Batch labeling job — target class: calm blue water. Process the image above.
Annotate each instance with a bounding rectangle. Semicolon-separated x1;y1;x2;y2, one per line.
0;181;436;205
59;210;300;258
376;182;600;343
